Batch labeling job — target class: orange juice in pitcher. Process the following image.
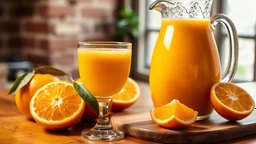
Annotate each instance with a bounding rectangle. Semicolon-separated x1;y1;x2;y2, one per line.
149;0;239;120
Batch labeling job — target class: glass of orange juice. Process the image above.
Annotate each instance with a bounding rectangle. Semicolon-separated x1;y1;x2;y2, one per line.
77;41;132;141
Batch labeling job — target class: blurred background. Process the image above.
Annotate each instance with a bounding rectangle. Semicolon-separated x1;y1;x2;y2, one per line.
0;0;255;89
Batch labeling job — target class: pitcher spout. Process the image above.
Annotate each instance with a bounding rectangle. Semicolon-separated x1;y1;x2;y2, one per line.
149;0;172;12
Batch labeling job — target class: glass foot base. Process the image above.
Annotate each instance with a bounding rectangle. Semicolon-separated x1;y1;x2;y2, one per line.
81;128;124;141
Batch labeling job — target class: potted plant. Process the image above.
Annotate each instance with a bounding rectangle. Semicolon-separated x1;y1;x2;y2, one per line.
113;8;139;42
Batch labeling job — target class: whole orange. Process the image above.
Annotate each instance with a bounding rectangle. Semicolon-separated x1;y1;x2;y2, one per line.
15;74;59;119
81;103;99;121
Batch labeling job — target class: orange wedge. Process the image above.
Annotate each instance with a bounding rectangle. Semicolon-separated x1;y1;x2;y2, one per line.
210;82;255;121
30;81;85;130
110;77;140;111
150;99;198;128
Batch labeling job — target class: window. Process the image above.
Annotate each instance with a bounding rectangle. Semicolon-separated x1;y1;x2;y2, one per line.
137;0;256;82
137;0;161;76
220;0;256;81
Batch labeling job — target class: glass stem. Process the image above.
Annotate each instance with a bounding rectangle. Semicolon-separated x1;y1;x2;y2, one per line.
95;99;112;130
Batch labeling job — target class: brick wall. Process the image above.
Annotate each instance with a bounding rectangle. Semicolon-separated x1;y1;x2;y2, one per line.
0;64;8;90
0;0;119;79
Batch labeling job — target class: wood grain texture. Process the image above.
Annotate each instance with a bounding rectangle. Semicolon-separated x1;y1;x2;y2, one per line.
110;82;256;144
0;90;157;144
1;82;256;144
111;106;256;143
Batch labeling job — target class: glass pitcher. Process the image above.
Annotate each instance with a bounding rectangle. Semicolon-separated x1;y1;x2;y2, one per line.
149;0;239;120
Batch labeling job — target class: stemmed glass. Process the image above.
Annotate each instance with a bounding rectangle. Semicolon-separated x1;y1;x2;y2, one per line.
77;41;132;141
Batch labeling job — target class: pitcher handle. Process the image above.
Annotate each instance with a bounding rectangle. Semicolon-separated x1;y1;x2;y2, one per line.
210;14;239;82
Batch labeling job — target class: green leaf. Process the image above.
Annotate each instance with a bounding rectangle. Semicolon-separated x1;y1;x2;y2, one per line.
73;82;99;115
114;7;139;41
35;66;68;76
130;16;139;28
117;19;129;28
130;29;139;39
8;71;35;94
120;8;133;18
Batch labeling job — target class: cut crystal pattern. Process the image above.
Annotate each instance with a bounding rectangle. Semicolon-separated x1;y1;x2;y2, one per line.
160;0;212;18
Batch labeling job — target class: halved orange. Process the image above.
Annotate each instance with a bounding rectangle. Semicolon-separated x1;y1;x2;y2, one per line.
210;82;255;121
150;99;198;128
15;74;59;119
30;81;85;130
110;77;140;111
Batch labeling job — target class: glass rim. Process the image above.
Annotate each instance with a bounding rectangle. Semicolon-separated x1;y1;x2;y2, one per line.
78;41;132;47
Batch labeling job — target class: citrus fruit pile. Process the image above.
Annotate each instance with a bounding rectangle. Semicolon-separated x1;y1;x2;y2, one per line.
150;82;255;129
12;71;140;130
14;73;86;130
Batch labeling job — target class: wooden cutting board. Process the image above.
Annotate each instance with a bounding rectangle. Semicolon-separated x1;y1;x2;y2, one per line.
111;106;256;143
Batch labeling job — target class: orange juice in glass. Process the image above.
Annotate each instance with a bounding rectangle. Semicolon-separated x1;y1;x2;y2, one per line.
149;0;239;120
77;42;131;141
78;48;131;97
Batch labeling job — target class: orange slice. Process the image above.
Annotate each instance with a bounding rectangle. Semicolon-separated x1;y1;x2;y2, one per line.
210;82;255;121
110;77;140;111
150;99;198;128
30;81;85;130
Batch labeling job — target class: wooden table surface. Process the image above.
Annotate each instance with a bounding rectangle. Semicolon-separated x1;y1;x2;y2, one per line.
1;81;256;144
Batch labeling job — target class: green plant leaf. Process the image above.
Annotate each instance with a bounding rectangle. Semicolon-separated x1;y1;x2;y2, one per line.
130;16;139;28
114;7;139;41
35;66;68;76
130;29;139;39
120;8;133;18
8;71;35;94
117;19;129;28
73;82;99;115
